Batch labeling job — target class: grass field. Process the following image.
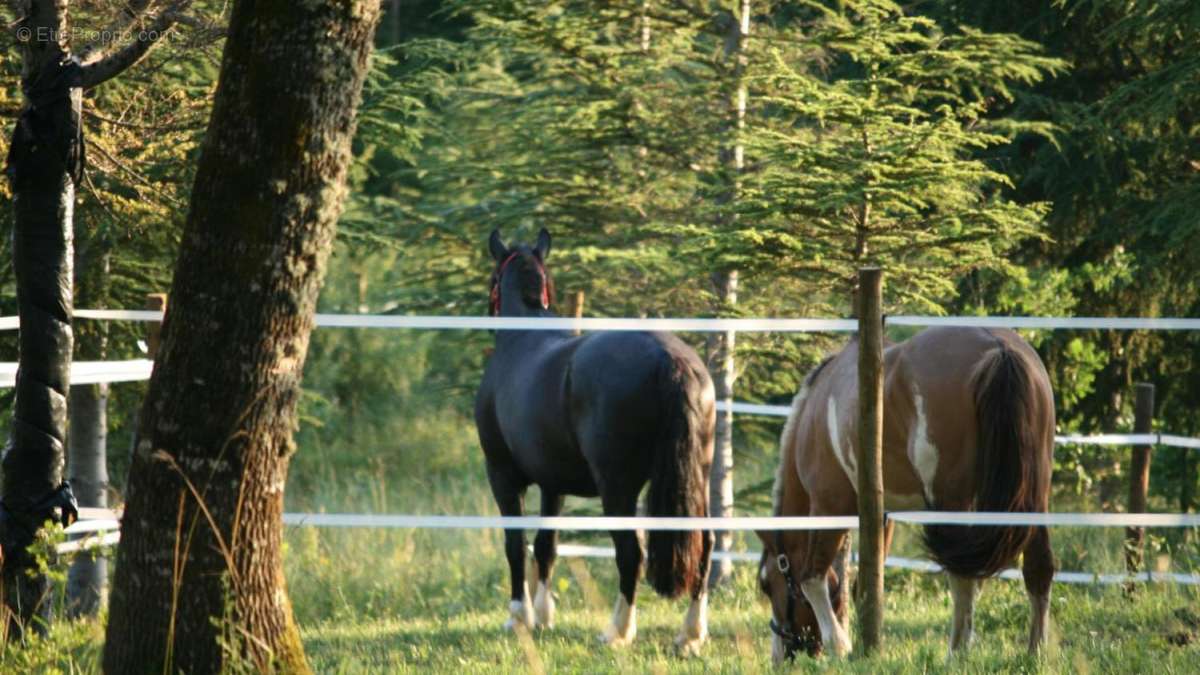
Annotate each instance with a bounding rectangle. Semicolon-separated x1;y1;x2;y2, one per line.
8;518;1199;674
4;413;1199;673
285;523;1200;674
278;466;1200;674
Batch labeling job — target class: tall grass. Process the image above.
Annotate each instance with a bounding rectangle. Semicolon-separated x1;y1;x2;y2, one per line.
5;333;1199;672
273;392;1200;673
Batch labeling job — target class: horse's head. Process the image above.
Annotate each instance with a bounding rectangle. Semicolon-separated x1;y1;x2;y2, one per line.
755;532;840;662
487;228;555;316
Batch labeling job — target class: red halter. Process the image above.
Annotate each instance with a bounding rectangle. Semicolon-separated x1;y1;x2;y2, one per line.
490;252;550;315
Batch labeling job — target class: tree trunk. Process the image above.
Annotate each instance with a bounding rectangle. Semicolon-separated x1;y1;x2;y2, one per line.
1125;383;1154;575
67;238;112;618
855;267;885;654
706;271;737;586
2;0;187;639
707;0;750;588
66;382;108;617
102;1;381;672
0;2;82;639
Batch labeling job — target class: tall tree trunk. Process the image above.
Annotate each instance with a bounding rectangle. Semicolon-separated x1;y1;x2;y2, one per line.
66;382;107;615
706;271;737;586
707;0;749;588
103;1;381;672
67;241;112;617
1;0;189;640
0;0;82;639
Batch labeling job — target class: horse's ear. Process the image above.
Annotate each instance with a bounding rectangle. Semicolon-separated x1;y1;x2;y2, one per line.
489;229;508;262
535;227;551;260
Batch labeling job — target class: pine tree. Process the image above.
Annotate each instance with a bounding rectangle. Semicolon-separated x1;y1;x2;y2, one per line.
741;0;1062;313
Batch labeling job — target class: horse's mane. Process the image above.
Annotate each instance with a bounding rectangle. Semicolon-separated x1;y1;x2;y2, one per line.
772;353;837;515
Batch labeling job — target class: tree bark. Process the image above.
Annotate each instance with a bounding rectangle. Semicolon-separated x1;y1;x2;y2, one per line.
102;1;381;672
855;267;885;654
66;382;107;616
66;235;112;618
1;0;191;639
706;270;737;586
1;0;81;639
1125;383;1154;575
707;0;749;588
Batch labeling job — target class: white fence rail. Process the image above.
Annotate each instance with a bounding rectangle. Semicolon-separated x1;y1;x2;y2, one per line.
61;508;1200;585
552;544;1200;586
3;310;1200;332
3;361;1197;451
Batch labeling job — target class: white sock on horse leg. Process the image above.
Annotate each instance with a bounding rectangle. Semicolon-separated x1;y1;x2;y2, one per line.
947;574;979;654
533;580;555;628
505;583;534;630
600;593;637;646
800;576;852;657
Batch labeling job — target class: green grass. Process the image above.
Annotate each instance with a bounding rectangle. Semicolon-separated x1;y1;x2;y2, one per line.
5;494;1199;674
291;560;1200;674
5;409;1200;673
275;456;1200;674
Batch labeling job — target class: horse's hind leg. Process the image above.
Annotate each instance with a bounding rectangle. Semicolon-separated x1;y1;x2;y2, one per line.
600;490;641;647
1022;526;1054;653
533;492;564;629
675;528;713;656
947;574;980;655
485;460;533;630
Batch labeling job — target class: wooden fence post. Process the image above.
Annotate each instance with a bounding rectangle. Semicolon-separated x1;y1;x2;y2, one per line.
145;293;167;359
855;267;884;654
1125;382;1155;575
569;290;584;336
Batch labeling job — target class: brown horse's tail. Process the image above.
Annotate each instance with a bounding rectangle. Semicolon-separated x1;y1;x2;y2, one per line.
923;340;1048;578
646;355;713;599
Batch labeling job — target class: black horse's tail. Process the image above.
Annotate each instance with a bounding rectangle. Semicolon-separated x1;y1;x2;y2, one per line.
646;354;713;599
923;340;1049;578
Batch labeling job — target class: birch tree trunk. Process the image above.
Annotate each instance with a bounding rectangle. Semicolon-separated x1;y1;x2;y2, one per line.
707;0;749;588
66;383;107;616
102;1;381;672
67;242;111;617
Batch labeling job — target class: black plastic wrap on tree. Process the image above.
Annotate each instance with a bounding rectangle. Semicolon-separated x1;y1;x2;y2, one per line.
0;56;83;637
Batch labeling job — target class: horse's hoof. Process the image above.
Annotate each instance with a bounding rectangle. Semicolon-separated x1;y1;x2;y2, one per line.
599;630;634;648
533;582;555;630
504;599;534;631
674;634;706;657
599;595;636;646
828;637;852;658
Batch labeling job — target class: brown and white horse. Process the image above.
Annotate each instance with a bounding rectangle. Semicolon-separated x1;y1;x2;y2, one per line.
757;326;1056;661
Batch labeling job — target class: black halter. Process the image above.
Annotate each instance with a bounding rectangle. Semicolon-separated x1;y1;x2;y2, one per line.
768;531;809;658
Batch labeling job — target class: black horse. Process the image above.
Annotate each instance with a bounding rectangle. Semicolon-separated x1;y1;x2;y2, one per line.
475;229;716;653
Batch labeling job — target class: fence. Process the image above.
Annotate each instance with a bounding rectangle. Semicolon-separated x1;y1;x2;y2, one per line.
7;306;1196;596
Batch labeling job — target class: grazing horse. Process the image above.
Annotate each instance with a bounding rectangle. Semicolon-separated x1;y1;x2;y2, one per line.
757;327;1055;661
475;228;716;654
